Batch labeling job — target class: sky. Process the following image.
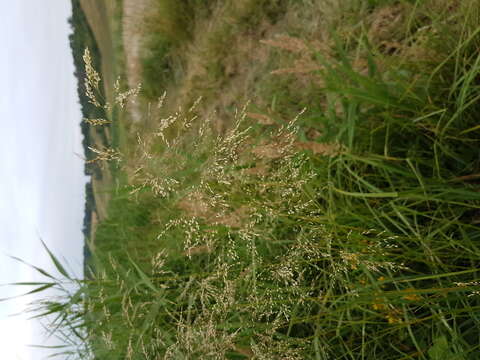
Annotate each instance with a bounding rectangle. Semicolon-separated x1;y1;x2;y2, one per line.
0;1;87;359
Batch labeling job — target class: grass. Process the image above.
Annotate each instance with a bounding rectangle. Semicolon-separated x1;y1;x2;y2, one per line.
10;0;480;359
139;0;216;99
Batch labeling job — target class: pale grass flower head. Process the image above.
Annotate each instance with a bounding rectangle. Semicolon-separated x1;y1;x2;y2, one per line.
83;117;111;126
114;83;142;108
82;48;101;107
86;146;122;166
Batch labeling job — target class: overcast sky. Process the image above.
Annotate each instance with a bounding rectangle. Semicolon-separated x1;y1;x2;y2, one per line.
0;1;87;359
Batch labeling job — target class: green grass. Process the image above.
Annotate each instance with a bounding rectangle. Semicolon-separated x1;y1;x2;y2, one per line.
11;0;480;359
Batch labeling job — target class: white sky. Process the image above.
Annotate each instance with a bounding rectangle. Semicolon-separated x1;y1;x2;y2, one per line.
0;1;87;359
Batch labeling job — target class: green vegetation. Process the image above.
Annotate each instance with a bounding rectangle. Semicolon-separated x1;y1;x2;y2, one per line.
14;0;480;359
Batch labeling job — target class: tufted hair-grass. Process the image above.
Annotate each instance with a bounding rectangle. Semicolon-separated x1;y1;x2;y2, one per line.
7;1;480;359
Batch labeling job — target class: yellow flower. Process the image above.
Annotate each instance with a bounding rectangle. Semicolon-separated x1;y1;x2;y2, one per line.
386;313;403;324
401;288;422;301
402;293;422;301
372;302;387;311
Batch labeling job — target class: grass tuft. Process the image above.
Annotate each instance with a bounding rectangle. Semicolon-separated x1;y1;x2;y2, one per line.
9;0;480;359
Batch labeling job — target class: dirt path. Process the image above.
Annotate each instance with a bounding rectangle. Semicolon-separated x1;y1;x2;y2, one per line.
88;128;114;221
88;210;98;252
122;0;153;123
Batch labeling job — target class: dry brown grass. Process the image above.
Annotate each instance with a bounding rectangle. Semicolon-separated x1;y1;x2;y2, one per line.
173;7;276;133
177;191;250;228
120;0;337;137
368;3;409;44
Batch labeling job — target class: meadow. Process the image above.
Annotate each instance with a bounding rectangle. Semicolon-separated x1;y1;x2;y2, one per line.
16;0;480;359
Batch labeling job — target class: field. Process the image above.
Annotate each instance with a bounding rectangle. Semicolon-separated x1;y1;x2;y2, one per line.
77;0;125;225
23;0;480;359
